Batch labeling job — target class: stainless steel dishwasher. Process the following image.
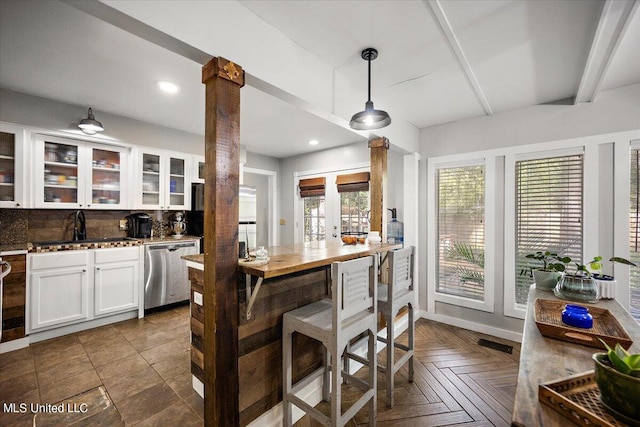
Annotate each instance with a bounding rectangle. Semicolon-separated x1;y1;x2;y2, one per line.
144;240;198;310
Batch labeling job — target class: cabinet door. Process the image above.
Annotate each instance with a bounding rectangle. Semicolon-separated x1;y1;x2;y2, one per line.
29;266;89;331
0;123;27;208
34;134;87;209
137;150;163;210
166;154;189;210
94;260;139;316
88;145;128;209
192;155;205;183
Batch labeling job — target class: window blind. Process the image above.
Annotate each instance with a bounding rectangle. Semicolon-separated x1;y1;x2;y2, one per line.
515;154;584;304
336;172;370;193
436;165;485;300
629;149;640;320
299;177;325;198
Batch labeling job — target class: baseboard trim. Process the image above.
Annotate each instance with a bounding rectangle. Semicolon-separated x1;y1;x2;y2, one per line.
418;310;523;343
0;337;29;354
28;311;138;344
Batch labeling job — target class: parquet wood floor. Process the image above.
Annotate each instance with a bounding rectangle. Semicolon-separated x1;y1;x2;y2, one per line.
294;318;521;427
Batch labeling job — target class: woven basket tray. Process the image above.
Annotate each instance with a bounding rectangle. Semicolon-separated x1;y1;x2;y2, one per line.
534;299;633;349
539;371;637;427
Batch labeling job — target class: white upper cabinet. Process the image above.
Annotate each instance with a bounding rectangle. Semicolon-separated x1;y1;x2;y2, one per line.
0;122;28;208
193;155;205;183
33;134;129;209
135;147;190;210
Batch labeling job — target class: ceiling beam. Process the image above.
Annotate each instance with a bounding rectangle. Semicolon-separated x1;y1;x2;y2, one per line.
575;0;638;104
425;0;493;116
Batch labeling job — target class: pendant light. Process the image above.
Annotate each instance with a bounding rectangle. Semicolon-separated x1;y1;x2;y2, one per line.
78;107;104;135
349;48;391;130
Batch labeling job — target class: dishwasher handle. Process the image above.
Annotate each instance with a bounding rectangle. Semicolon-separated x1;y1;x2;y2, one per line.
146;242;197;251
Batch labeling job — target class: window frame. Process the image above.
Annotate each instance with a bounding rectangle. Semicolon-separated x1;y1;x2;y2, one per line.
428;156;496;313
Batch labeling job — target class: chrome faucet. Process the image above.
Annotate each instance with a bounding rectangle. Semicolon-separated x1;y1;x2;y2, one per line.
73;210;86;241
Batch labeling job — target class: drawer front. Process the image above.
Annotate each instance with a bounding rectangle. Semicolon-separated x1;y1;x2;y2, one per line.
94;246;140;264
29;251;89;270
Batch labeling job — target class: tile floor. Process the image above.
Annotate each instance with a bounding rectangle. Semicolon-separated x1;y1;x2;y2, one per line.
0;305;204;426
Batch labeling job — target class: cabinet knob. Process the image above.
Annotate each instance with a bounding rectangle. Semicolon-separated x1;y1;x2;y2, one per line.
16;203;20;207
79;204;83;207
96;267;101;271
167;206;170;209
88;204;91;208
82;269;86;273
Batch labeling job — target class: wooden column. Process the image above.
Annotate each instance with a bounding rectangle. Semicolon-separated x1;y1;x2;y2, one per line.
202;57;244;427
369;137;389;240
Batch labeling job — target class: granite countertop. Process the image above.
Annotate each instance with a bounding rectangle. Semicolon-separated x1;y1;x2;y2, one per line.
0;243;29;254
28;239;142;253
139;235;201;244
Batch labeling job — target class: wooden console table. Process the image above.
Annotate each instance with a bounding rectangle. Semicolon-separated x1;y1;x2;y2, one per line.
512;286;640;426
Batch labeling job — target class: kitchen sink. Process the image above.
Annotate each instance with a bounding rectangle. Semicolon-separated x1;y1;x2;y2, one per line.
32;237;139;246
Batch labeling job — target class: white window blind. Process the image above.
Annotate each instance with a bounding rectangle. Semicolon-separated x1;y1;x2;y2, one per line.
515;154;584;304
629;149;640;320
436;165;485;300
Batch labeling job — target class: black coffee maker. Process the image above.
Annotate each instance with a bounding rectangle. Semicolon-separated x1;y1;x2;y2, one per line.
126;213;152;238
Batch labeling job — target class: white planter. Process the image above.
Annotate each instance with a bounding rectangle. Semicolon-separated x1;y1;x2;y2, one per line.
595;276;616;299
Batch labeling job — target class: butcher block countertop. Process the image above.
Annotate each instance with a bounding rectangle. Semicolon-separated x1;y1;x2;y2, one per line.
511;285;640;427
182;241;401;279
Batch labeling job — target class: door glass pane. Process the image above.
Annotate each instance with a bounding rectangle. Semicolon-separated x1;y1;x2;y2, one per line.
43;141;78;204
92;148;121;205
0;131;16;202
198;161;205;180
436;165;485;300
304;196;325;244
340;191;369;237
142;153;160;205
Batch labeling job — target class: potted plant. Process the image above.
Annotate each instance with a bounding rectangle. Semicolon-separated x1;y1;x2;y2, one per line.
554;261;599;303
522;251;571;291
586;256;636;299
593;341;640;423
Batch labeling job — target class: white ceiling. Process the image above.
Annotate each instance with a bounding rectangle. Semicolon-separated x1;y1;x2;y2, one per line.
1;0;638;158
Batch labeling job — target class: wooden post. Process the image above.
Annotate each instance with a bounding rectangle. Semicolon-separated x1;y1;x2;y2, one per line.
202;57;244;427
369;137;389;241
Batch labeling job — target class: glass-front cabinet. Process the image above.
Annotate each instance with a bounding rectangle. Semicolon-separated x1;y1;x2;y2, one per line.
136;148;189;210
34;134;128;209
193;155;205;183
0;123;27;208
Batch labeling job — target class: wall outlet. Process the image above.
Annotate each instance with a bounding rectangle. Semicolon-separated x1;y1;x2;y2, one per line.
279;218;286;225
119;219;128;231
194;291;203;306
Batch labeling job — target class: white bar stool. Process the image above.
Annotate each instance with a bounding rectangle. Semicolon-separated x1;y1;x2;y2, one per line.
282;255;378;427
377;246;415;408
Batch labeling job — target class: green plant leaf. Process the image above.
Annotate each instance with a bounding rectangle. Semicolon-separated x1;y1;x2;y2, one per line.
608;349;633;375
625;354;640;369
615;343;630;359
610;257;637;267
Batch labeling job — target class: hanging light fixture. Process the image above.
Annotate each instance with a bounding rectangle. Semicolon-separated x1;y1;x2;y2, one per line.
349;47;391;130
78;107;104;135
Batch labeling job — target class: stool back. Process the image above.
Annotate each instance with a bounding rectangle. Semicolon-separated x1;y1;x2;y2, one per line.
389;246;414;300
332;255;377;322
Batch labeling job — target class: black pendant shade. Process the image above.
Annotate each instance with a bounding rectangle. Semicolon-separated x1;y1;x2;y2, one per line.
349;48;391;130
78;107;104;135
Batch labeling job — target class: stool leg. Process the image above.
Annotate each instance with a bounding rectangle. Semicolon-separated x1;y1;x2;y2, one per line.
322;347;330;402
408;303;414;382
368;329;377;426
283;327;293;427
331;344;341;426
386;310;394;408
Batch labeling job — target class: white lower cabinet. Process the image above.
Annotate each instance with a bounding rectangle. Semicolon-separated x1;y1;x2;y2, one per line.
28;246;142;333
30;265;89;331
94;247;139;316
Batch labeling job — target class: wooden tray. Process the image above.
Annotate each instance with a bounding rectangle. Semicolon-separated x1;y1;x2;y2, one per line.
539;371;637;427
534;299;633;350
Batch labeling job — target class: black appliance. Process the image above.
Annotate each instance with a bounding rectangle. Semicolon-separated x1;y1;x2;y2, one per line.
187;184;205;253
127;213;152;238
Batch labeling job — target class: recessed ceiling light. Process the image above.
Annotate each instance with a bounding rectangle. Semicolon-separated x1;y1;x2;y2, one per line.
157;80;179;94
308;139;319;146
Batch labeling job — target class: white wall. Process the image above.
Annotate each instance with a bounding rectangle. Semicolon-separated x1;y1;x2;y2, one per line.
0;88;204;154
418;83;640;339
279;141;405;245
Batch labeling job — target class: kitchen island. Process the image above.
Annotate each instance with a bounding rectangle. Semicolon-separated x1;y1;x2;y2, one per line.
512;285;640;426
183;241;400;426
